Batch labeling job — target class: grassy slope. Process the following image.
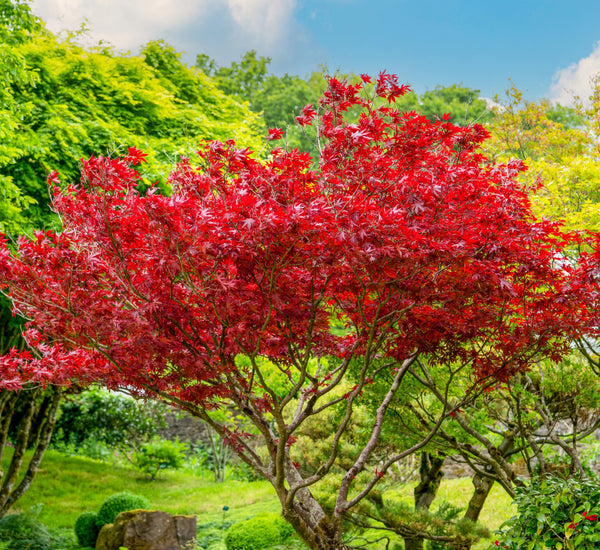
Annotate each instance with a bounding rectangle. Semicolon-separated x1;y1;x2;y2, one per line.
11;451;513;549
12;451;279;530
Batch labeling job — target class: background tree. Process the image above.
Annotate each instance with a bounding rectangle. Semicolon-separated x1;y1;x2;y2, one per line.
51;388;168;455
386;354;600;550
197;50;326;155
395;84;493;126
199;51;494;159
482;85;600;233
0;75;587;550
0;4;264;228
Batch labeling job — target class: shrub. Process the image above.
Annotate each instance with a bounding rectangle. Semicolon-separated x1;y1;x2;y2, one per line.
74;510;100;547
95;492;150;529
224;513;292;550
272;513;294;541
492;476;600;549
52;388;168;458
0;504;56;550
133;437;187;480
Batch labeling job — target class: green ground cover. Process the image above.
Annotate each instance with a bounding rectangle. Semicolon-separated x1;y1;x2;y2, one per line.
11;451;278;530
5;450;513;549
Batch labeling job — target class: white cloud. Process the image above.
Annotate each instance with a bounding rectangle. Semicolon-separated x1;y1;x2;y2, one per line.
550;41;600;106
30;0;298;54
29;0;312;72
226;0;297;51
31;0;213;50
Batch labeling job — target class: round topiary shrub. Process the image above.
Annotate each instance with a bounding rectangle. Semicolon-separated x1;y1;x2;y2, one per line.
272;513;294;542
224;513;291;550
74;511;100;548
95;492;150;529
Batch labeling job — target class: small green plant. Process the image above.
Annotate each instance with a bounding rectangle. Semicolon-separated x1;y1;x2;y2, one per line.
95;492;150;529
224;513;293;550
492;476;600;549
74;510;100;547
133;437;187;480
0;504;57;550
427;501;464;550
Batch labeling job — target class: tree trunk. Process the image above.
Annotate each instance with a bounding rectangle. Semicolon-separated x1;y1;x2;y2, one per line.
0;386;63;518
402;453;445;550
282;493;346;550
463;473;494;523
456;435;516;550
414;452;445;510
451;474;496;550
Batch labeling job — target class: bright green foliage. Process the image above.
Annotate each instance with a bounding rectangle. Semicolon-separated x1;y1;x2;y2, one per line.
493;477;600;550
197;50;325;153
0;7;263;229
0;0;44;44
528;156;600;232
483;84;600;233
74;510;100;548
484;85;590;164
224;513;293;550
0;28;41;233
95;492;150;529
133;437;188;480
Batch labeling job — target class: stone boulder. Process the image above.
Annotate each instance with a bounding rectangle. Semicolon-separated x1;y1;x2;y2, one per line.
96;510;196;550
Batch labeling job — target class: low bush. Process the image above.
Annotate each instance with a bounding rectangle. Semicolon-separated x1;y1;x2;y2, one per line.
493;476;600;549
74;510;100;547
224;513;293;550
95;492;150;529
133;437;187;480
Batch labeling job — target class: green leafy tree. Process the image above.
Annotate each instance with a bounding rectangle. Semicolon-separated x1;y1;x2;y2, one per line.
197;50;271;103
51;388;168;455
0;9;264;229
395;84;493;126
483;84;600;233
196;50;326;154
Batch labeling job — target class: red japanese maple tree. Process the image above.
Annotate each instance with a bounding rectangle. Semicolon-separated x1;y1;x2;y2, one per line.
0;74;585;549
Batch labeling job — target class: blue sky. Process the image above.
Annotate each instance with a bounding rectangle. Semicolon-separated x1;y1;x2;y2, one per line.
30;0;600;105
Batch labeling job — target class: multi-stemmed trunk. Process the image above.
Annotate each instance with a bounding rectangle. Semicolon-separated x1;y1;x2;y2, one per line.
0;386;62;518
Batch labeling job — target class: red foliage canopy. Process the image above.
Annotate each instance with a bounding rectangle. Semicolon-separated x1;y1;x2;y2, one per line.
0;75;584;397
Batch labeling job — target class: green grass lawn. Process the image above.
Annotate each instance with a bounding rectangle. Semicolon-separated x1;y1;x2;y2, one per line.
12;451;279;530
9;451;513;549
